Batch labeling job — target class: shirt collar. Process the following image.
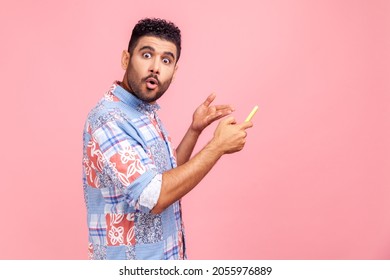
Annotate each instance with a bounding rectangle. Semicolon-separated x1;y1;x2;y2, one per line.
112;81;160;114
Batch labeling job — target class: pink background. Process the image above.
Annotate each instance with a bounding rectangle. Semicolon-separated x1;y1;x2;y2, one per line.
0;0;389;259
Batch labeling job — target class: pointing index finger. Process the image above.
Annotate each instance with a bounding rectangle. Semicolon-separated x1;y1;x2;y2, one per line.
240;121;253;130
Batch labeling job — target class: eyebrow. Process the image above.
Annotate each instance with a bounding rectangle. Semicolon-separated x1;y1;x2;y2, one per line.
139;45;176;61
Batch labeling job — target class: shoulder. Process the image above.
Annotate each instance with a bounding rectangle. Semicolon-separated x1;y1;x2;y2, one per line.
86;99;126;133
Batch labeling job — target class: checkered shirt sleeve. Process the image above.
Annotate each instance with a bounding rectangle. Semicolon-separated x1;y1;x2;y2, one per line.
88;120;161;212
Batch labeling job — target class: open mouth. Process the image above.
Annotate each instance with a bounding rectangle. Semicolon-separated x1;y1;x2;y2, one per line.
145;77;158;90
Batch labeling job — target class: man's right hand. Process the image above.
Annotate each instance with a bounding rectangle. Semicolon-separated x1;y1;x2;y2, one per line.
210;116;253;155
153;116;253;214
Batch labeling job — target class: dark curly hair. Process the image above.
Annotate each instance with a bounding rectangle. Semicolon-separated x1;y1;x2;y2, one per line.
128;18;182;62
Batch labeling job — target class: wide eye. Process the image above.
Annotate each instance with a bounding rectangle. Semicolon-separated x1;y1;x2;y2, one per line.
162;58;171;64
143;53;152;59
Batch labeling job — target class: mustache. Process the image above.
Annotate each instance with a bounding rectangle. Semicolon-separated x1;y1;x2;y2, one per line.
143;74;159;83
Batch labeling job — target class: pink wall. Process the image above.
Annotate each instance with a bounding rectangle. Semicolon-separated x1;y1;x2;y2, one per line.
0;0;389;259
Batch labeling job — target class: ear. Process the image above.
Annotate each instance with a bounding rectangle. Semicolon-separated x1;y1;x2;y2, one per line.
121;50;130;70
172;64;179;82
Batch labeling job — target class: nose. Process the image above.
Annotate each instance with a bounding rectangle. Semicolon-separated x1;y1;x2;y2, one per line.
149;57;161;75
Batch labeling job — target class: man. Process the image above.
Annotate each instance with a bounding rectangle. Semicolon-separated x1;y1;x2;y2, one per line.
82;18;253;260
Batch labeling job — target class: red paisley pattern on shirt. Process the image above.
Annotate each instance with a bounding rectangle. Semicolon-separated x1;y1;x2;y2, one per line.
84;136;104;188
106;213;135;246
110;144;146;186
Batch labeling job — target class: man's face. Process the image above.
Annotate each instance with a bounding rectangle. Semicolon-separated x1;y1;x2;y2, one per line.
121;36;178;103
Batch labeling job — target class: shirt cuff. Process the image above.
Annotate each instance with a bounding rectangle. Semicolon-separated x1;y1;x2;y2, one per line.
139;173;162;211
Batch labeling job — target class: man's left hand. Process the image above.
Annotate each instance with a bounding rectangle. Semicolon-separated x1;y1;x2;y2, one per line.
191;93;234;134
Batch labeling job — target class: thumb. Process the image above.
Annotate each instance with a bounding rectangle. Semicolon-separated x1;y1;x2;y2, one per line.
203;92;216;107
221;116;237;125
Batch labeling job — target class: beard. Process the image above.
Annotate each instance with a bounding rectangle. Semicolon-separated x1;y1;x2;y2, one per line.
125;67;173;103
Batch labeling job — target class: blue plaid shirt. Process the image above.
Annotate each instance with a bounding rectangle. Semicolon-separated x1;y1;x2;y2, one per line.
82;82;186;259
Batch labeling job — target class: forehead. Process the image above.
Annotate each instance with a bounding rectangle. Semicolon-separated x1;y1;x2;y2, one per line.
134;36;177;56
